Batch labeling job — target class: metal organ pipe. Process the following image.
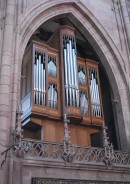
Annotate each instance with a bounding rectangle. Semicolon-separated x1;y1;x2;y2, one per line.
48;84;57;109
91;73;95;116
69;40;75;106
95;78;99;116
84;93;87;115
84;95;88;115
38;54;41;104
53;86;57;108
72;47;79;107
82;93;85;115
36;56;39;104
64;48;69;106
93;73;96;116
34;51;46;106
48;85;51;107
67;41;72;106
34;55;36;104
63;35;79;108
41;61;43;105
89;69;101;117
43;67;46;105
96;79;101;116
80;91;88;115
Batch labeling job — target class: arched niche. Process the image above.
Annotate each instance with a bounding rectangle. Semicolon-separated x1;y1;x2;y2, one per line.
18;1;129;151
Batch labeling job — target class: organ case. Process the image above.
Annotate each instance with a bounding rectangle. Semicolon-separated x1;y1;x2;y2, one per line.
21;41;61;122
21;25;104;146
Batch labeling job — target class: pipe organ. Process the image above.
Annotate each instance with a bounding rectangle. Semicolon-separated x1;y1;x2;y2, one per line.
21;25;104;146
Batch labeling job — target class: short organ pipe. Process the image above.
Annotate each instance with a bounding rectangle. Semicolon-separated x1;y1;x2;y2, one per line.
48;84;57;109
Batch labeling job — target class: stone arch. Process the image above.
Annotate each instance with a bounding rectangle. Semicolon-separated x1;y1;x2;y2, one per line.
18;0;130;150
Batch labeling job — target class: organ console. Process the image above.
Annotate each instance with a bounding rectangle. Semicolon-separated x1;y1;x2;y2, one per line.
21;25;104;146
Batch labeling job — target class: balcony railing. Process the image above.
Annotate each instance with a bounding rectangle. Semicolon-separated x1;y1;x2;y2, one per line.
14;139;130;168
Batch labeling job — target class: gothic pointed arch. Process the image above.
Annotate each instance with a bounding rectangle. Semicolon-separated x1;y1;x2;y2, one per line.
19;0;130;150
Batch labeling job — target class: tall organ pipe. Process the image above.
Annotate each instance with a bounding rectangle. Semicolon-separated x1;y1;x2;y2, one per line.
43;68;46;105
38;55;41;104
84;95;88;115
67;42;72;106
36;56;39;104
69;40;75;106
63;36;79;107
69;40;74;86
90;72;94;116
48;85;51;107
95;78;99;116
64;48;69;106
41;61;44;105
72;47;79;107
89;69;101;117
51;84;54;108
82;93;85;115
93;74;96;116
53;88;56;108
92;73;96;116
34;55;36;103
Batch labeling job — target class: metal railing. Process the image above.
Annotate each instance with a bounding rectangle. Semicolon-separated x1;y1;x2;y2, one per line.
14;139;130;168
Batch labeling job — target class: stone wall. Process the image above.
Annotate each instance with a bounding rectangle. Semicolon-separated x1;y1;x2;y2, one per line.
0;1;130;184
0;0;6;67
17;0;129;58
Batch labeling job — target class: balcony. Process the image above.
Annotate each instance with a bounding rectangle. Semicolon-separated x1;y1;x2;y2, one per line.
14;139;130;169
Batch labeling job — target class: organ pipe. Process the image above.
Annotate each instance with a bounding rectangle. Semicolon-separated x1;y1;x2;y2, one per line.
34;51;46;106
89;69;101;117
48;57;56;77
78;67;86;86
63;36;79;107
80;91;88;116
48;83;57;109
64;48;69;106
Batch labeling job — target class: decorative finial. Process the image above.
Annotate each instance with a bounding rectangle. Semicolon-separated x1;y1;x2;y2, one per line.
102;121;114;166
62;114;75;162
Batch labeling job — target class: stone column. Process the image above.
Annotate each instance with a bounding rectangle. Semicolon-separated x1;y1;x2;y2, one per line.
119;0;130;146
0;0;16;184
10;0;23;183
120;0;130;49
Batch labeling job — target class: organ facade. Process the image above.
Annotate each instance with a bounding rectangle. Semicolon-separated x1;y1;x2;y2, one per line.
21;26;104;146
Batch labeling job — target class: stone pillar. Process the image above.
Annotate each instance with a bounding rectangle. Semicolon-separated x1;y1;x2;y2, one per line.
120;0;130;146
0;0;16;184
120;0;130;49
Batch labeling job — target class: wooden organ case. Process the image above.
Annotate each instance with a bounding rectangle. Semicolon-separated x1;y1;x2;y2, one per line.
21;26;104;146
